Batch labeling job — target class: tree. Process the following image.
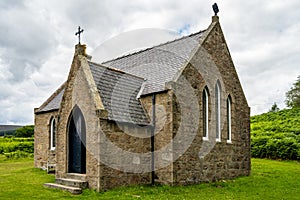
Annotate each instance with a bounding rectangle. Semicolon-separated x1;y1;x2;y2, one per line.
286;75;300;108
269;102;279;112
15;125;34;137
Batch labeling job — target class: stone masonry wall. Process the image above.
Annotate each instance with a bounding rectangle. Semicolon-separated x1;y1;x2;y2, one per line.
99;120;152;190
34;111;58;169
56;45;104;191
171;17;250;185
140;91;174;185
97;90;175;190
201;17;251;177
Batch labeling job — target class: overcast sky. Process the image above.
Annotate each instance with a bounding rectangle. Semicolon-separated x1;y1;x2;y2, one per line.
0;0;299;125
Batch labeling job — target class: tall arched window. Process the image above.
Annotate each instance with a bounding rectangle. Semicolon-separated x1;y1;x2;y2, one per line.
203;87;209;140
227;96;232;143
50;118;56;150
215;81;221;142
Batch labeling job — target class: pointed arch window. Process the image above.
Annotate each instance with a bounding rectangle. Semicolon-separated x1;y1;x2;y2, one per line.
227;96;232;143
215;81;221;142
50;118;56;150
203;87;209;140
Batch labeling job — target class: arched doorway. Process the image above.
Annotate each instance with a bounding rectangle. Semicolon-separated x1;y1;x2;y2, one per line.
68;106;86;174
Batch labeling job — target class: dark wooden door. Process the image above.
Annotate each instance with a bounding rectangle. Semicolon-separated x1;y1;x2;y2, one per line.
68;107;86;174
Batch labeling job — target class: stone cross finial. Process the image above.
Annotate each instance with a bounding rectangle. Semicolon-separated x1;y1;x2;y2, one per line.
75;26;84;44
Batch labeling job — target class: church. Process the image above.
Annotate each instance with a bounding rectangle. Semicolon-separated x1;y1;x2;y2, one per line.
34;11;250;193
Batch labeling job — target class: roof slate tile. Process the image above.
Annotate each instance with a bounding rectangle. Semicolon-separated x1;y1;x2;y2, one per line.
102;31;205;95
89;62;149;125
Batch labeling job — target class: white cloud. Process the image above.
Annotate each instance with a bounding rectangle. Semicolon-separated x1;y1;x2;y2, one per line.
0;0;299;124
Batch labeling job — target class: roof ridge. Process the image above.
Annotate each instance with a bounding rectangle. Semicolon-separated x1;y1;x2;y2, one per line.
102;29;206;64
88;61;146;81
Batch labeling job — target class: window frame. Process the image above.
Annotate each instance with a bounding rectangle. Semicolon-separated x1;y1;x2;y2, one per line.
50;117;56;150
227;96;232;143
203;87;209;140
215;81;221;142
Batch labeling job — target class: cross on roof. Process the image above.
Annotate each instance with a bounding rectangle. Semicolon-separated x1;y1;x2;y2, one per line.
212;3;219;16
75;26;84;44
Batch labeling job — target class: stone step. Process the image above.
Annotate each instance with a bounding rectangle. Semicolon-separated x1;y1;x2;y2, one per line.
56;178;88;189
44;183;82;195
64;173;87;181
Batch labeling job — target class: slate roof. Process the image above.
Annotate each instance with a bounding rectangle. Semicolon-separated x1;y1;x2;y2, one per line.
89;62;149;125
36;30;206;124
102;30;205;95
35;83;65;113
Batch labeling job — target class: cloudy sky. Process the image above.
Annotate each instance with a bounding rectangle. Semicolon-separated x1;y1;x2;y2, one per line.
0;0;299;125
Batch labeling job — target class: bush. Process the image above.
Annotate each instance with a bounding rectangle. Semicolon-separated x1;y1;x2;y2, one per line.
251;108;300;160
251;136;269;158
15;125;34;138
0;137;34;159
251;136;300;160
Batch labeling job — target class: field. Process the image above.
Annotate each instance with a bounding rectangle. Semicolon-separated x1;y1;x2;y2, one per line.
0;137;34;159
0;157;299;200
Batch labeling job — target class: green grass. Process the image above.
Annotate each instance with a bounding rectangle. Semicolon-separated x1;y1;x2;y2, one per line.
0;157;299;199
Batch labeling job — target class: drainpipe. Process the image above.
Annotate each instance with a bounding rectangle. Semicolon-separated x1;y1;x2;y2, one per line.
151;94;156;185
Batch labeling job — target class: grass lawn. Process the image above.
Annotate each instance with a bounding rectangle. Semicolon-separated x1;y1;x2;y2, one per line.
0;157;299;200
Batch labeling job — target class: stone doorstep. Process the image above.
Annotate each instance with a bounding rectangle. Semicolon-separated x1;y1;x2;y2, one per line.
64;173;87;181
44;183;82;195
56;178;88;189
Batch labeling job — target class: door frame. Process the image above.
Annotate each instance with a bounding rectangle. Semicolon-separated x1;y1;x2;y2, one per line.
67;105;86;174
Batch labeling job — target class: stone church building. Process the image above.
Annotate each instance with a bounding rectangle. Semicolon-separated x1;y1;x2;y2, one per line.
34;15;250;193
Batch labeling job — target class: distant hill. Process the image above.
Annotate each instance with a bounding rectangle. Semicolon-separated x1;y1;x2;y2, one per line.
0;125;23;131
251;108;300;160
0;125;23;136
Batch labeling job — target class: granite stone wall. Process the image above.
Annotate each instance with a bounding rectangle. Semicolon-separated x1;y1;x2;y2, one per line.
140;91;174;185
170;17;250;185
34;111;58;169
98;119;152;190
56;45;104;191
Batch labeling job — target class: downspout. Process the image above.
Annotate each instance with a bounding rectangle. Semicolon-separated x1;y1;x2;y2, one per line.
151;94;156;185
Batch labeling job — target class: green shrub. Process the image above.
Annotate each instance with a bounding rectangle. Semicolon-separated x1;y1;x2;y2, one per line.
251;108;300;160
251;136;273;158
15;125;34;137
251;136;300;160
0;137;34;159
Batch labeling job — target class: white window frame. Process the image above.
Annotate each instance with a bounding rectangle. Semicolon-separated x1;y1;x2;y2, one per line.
50;118;56;150
215;82;221;142
227;97;232;143
203;88;209;141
